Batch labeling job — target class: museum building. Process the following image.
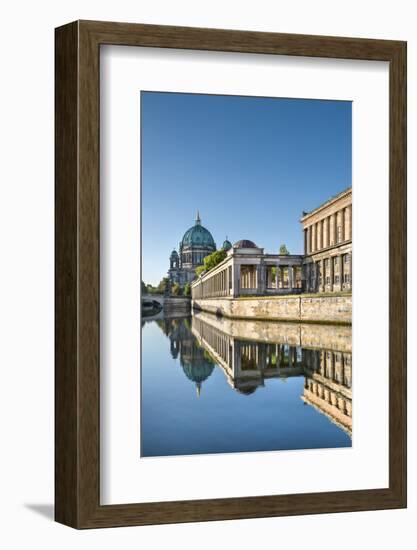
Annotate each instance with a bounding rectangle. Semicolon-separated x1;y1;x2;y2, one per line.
169;188;352;298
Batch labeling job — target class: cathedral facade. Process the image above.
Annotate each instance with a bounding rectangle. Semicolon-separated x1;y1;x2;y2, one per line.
168;212;228;287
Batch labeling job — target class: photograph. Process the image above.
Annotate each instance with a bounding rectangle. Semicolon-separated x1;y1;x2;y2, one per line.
140;91;352;457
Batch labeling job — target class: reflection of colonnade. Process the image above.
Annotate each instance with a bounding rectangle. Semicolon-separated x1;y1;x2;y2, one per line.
302;350;352;434
190;315;352;434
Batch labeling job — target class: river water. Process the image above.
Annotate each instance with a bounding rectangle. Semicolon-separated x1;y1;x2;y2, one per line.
141;312;352;457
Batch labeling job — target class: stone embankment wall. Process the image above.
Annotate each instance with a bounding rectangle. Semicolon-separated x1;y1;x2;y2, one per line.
192;295;351;324
193;311;351;352
164;297;191;317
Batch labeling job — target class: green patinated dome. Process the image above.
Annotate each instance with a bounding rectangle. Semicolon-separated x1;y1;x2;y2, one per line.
181;212;216;249
222;237;232;251
182;361;214;385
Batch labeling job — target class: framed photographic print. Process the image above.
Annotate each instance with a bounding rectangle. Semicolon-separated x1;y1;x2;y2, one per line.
55;20;407;528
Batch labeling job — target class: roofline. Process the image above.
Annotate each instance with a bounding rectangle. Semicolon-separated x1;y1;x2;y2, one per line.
300;186;352;222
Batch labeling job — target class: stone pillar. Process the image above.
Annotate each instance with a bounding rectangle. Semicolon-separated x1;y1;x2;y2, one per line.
317;222;321;251
323;218;328;248
288;265;294;290
311;224;316;252
340;254;344;290
336;210;343;243
257;264;266;295
330;214;336;246
320;259;325;292
345;205;352;240
280;266;285;288
329;256;334;292
304;229;308;255
232;264;240;297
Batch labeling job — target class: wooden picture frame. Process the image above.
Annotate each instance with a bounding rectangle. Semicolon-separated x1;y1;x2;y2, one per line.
55;20;407;528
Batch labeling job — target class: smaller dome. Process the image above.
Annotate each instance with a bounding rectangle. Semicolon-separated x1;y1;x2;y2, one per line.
222;236;232;251
170;249;179;258
234;239;257;249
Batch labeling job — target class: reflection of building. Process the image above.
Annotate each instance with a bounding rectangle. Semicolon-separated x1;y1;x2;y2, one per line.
168;212;216;287
301;188;352;293
191;313;352;435
190;188;352;299
302;349;352;435
156;317;215;395
154;312;352;435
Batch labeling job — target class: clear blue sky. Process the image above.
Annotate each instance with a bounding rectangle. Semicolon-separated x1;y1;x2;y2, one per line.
141;91;351;286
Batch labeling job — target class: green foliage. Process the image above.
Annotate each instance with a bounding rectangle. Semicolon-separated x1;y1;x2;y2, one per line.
153;277;169;294
183;282;191;296
279;244;290;255
171;282;181;296
203;249;227;272
195;265;206;277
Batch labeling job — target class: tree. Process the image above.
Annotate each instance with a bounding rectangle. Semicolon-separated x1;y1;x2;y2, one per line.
279;244;290;255
156;277;170;295
171;282;181;296
141;280;147;294
183;282;191;296
195;249;227;278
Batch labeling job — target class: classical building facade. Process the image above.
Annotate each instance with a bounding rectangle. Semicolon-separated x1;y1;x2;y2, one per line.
190;187;352;299
191;239;304;299
302;188;352;293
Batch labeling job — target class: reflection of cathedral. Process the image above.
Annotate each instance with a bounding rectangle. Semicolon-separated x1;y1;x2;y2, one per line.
156;317;214;395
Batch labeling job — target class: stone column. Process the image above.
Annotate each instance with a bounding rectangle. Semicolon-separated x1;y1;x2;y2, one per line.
232;264;240;297
329;256;334;292
288;265;294;290
257;264;266;295
345;205;352;240
340;254;344;290
323;218;328;248
317;222;321;251
280;266;285;288
336;210;343;243
311;224;316;252
329;214;335;246
320;259;325;292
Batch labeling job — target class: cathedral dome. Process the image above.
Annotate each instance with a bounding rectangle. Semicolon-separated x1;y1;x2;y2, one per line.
170;249;179;259
181;212;216;249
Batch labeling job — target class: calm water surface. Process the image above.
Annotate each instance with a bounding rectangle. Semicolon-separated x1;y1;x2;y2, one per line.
141;312;352;457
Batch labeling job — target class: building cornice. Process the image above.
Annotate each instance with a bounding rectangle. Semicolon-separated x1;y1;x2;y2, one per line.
300;187;352;223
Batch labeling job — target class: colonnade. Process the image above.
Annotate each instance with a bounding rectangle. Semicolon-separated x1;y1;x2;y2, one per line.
304;205;352;255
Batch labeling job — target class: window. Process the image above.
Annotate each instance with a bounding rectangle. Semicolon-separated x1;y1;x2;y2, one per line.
325;258;329;268
334;257;338;266
344;274;350;283
344;254;350;264
335;275;340;283
326;276;330;284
